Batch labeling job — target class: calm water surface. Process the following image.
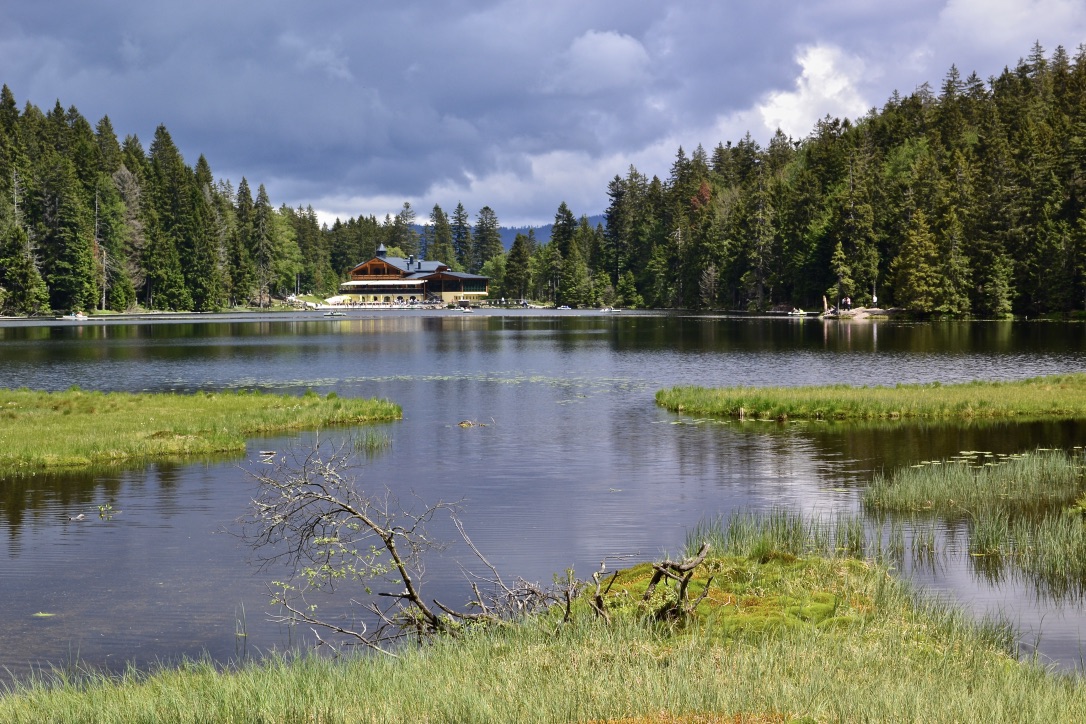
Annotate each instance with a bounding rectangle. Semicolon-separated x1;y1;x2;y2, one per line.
2;310;1086;683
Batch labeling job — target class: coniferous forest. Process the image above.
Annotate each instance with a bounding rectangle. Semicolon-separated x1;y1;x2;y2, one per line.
2;42;1086;316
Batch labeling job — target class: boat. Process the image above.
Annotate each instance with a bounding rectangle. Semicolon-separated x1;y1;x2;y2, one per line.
323;310;347;317
58;312;89;321
460;306;473;313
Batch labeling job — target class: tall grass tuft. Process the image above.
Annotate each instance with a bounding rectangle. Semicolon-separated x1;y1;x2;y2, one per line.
969;510;1012;557
352;428;393;457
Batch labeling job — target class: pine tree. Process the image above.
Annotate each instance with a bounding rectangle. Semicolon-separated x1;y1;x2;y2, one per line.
391;202;419;257
427;204;457;268
187;158;225;311
229;178;256;304
111;163;147;303
451;202;473;270
145;125;194;309
892;209;941;312
94;116;123;175
34;154;96;311
504;232;533;301
551;202;576;259
252;184;276;306
472;206;502;273
0;224;50;315
616;270;643;308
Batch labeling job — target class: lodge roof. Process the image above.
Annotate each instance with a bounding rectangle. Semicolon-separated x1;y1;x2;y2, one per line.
347;248;489;282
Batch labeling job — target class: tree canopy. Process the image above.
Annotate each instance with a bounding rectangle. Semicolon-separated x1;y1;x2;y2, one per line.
3;42;1086;316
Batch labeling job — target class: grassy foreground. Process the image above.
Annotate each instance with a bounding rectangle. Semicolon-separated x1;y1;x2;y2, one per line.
3;514;1085;722
0;388;401;472
656;373;1086;421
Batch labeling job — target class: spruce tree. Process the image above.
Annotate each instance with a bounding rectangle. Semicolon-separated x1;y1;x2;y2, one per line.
34;154;96;311
892;208;941;312
473;206;502;273
451;202;473;270
504;232;532;301
427;204;457;268
146;125;194;309
551;202;576;259
0;224;50;315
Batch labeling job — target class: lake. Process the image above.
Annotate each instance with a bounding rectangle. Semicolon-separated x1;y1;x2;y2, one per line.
2;309;1086;684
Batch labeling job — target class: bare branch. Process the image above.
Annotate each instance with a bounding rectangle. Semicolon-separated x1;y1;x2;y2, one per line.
240;437;458;655
240;437;695;653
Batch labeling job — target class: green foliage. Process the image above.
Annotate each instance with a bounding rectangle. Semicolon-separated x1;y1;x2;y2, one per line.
479;251;506;297
615;270;643;308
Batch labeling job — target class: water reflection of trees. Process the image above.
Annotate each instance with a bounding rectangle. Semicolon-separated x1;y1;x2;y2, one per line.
0;454;236;543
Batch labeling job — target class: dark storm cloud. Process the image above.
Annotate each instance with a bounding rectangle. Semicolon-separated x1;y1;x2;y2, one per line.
2;1;1084;225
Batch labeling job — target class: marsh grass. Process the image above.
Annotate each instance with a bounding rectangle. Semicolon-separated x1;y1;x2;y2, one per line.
352;427;393;457
688;509;943;565
6;513;1084;722
656;373;1086;421
1013;513;1086;589
966;511;1086;598
0;388;401;473
863;448;1086;516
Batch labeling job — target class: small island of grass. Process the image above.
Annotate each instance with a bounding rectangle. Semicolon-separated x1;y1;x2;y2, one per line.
0;387;401;473
656;373;1086;422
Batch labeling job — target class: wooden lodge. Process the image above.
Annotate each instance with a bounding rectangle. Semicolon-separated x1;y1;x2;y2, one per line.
335;245;489;306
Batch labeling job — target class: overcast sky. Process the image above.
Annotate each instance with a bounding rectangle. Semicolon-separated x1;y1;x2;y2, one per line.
3;1;1085;227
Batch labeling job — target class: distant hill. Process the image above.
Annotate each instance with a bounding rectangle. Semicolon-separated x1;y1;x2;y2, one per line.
411;214;605;251
499;214;607;250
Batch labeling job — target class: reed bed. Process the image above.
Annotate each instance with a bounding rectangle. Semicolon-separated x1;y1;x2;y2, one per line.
5;514;1084;722
0;388;401;473
966;510;1086;597
656;373;1086;421
687;509;943;564
1012;513;1086;594
864;449;1086;515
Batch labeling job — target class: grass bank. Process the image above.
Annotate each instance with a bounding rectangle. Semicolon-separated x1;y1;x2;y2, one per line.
0;388;401;473
3;513;1085;722
656;373;1086;421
